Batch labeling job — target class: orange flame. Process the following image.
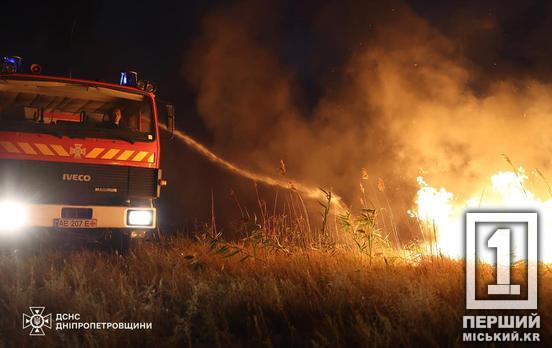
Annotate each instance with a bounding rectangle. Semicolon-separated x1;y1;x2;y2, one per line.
410;168;552;262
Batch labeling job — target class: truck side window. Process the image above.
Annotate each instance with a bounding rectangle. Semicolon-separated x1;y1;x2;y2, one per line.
139;105;152;134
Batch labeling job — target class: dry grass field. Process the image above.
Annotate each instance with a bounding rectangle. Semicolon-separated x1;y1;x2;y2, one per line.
0;234;550;347
0;185;550;347
0;239;453;347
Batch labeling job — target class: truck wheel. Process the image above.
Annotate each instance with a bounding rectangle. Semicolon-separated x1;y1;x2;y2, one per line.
109;230;131;254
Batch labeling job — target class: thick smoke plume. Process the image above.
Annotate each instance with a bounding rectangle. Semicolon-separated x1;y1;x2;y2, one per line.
184;0;552;239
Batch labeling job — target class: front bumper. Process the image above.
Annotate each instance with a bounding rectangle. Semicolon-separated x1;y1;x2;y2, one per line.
5;204;156;229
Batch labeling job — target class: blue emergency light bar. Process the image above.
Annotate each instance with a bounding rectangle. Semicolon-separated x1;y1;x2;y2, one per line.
119;71;138;87
120;71;157;93
1;56;22;73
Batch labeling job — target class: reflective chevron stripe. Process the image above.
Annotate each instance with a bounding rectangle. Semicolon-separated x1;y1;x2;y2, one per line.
0;141;20;153
117;150;134;160
132;151;149;162
35;144;55;156
18;142;38;155
50;144;70;157
85;147;105;158
0;141;155;163
101;149;120;159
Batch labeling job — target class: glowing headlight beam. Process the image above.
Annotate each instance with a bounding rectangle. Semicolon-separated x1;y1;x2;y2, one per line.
0;201;27;231
127;210;153;227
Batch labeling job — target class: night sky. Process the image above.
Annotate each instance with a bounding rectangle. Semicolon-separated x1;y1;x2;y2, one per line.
4;0;552;135
3;0;552;230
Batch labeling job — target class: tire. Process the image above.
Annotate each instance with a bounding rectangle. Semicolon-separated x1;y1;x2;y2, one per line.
109;229;131;254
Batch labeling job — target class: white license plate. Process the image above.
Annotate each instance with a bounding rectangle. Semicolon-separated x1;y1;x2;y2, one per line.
53;218;98;228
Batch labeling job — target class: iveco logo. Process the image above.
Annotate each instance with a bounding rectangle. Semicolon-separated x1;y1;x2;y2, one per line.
62;174;92;182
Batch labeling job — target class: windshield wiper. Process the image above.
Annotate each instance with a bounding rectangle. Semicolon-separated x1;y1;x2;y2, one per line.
56;132;135;144
65;129;137;144
57;127;136;144
33;127;64;139
0;121;64;138
110;135;135;144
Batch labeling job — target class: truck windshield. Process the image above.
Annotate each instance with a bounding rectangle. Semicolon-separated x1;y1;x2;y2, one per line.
0;79;155;142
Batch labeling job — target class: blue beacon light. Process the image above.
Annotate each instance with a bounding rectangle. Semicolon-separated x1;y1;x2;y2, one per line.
1;56;22;73
119;71;138;87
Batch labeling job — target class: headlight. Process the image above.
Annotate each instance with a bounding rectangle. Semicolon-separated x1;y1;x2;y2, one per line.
0;201;27;231
127;210;153;227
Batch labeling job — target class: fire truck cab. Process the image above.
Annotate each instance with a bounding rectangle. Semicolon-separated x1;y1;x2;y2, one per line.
0;57;170;252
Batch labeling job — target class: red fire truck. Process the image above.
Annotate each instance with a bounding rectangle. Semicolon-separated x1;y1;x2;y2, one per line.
0;56;173;252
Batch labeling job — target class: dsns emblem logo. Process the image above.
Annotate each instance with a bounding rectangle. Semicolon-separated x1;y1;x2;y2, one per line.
22;307;52;336
62;174;92;182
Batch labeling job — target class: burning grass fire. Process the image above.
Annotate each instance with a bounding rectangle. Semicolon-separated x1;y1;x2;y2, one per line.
168;121;552;267
412;163;552;262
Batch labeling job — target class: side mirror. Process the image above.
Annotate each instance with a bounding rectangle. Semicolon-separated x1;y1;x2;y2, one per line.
165;104;175;137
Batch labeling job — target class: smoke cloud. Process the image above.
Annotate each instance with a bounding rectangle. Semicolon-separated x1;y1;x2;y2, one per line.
183;0;552;239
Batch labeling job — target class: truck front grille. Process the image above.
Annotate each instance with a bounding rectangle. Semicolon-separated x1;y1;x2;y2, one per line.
0;159;158;205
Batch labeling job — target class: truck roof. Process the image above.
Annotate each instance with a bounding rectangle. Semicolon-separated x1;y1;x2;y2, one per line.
0;73;155;98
